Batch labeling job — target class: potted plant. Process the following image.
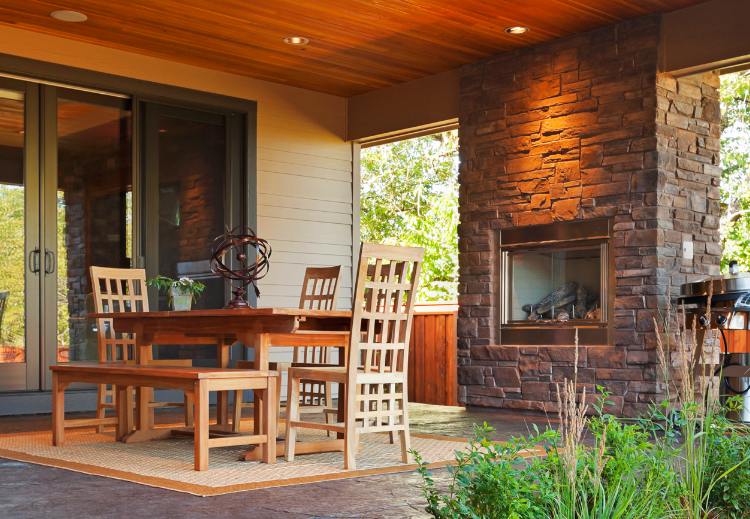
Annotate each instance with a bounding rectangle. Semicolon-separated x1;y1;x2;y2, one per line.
147;275;206;311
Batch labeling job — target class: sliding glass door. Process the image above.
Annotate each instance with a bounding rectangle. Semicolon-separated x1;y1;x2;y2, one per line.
0;74;246;391
142;103;242;362
0;82;133;391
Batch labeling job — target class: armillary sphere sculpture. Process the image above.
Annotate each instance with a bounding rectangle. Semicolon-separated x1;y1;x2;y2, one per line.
210;226;271;309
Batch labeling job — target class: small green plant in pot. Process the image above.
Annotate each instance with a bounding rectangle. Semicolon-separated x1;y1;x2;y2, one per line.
146;275;205;311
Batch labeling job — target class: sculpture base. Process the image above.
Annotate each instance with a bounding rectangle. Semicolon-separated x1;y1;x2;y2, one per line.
225;287;250;309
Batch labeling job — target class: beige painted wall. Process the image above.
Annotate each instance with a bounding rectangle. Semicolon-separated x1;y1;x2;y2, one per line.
347;68;460;142
0;26;354;327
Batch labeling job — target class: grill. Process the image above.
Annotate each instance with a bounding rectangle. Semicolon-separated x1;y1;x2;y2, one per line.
679;274;750;310
678;272;750;422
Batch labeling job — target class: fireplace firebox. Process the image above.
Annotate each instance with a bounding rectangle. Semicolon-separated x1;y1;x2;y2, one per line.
498;219;613;345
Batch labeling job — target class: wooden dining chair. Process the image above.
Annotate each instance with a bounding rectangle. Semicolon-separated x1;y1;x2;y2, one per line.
285;244;423;469
89;266;193;432
232;266;343;429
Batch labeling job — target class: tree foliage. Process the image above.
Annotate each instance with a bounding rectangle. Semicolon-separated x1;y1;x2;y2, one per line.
0;186;70;356
0;185;25;348
720;71;750;270
360;131;459;302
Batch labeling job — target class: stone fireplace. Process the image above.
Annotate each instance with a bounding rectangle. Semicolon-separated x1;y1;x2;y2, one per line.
457;15;723;417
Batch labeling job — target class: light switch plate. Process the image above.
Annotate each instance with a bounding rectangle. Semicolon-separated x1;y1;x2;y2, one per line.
682;240;693;260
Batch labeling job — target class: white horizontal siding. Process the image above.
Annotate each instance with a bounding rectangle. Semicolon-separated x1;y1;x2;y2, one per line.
254;88;353;401
258;172;352;204
255;121;353;315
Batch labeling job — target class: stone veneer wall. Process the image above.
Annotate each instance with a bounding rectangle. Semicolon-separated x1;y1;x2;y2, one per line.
457;15;722;417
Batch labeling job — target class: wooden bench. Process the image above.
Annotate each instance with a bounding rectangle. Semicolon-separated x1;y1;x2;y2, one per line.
50;363;277;471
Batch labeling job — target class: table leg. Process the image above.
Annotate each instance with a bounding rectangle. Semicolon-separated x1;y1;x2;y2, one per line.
135;339;153;432
337;343;346;439
194;380;209;471
262;380;276;464
116;385;132;441
216;339;230;426
248;333;270;435
51;373;65;446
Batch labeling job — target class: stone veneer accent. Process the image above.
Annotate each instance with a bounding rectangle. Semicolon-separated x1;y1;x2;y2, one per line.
457;15;722;417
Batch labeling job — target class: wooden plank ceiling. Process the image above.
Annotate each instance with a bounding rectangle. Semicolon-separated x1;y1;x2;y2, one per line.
0;0;709;97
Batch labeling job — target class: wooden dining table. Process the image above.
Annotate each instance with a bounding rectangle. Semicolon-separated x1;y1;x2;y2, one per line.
91;307;351;459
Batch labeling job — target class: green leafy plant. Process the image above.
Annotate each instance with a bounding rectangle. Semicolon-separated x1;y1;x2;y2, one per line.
413;423;557;519
702;397;750;518
146;275;205;304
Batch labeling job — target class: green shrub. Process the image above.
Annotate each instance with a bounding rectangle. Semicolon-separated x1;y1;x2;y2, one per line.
414;423;556;519
414;413;676;518
703;398;750;518
414;319;750;519
414;396;750;519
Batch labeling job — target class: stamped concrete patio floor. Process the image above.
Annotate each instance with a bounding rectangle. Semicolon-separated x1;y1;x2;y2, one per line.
0;404;554;519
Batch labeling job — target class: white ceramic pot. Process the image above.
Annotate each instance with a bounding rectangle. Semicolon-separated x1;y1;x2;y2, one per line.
169;287;193;311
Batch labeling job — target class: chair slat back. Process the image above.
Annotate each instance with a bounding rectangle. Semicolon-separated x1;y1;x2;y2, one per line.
293;265;341;366
294;265;342;407
298;265;341;310
89;266;149;363
347;243;423;433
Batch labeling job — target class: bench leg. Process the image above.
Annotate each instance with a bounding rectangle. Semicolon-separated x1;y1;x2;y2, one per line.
184;392;194;427
262;381;277;464
194;381;209;471
52;373;65;446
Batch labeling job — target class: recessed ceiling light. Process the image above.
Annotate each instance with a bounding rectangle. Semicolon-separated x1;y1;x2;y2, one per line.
505;26;529;35
283;36;310;47
50;10;88;23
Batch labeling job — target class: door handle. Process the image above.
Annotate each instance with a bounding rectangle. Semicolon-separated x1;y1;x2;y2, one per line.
44;249;56;275
28;248;41;274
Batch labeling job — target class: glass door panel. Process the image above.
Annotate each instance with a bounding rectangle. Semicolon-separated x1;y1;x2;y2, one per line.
0;81;38;391
144;104;230;362
54;91;133;364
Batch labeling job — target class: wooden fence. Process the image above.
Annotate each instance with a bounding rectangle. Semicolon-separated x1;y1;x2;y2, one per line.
408;303;459;406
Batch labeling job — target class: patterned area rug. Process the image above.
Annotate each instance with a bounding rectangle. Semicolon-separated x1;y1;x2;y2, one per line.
0;427;465;496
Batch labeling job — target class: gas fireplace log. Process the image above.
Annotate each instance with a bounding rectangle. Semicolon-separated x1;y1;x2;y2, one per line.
523;281;578;319
528;294;577;320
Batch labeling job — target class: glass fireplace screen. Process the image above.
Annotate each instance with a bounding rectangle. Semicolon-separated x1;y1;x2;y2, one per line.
505;244;605;323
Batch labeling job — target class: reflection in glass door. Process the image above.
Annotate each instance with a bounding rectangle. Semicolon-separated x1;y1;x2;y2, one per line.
145;105;227;311
54;91;132;365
